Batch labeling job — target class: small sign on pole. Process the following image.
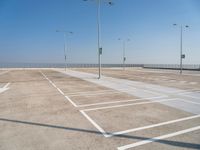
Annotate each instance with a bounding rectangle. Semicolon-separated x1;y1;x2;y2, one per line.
99;47;102;55
182;54;185;59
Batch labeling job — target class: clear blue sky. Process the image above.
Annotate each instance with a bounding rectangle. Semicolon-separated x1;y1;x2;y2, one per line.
0;0;200;64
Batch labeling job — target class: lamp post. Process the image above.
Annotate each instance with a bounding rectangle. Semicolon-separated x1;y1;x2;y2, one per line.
173;24;189;74
118;38;130;70
56;30;73;71
83;0;114;79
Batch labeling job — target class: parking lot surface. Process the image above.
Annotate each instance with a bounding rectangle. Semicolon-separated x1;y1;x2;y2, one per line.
0;68;199;150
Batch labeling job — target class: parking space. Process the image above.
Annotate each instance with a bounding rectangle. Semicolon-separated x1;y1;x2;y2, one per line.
80;98;197;136
0;69;200;150
69;92;136;107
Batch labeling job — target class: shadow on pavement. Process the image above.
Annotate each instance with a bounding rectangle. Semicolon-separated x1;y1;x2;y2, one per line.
0;118;199;149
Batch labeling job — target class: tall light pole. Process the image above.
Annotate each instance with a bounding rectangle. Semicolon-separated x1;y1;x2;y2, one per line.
56;30;73;71
173;24;189;74
118;38;130;70
83;0;114;79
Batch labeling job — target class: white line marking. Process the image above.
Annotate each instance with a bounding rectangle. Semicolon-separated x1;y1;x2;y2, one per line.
177;89;199;95
69;90;122;97
57;88;65;95
67;90;114;95
80;110;107;137
181;99;200;105
75;96;166;107
82;98;178;112
0;88;9;93
3;82;10;88
40;71;76;107
107;114;200;137
117;125;200;150
181;94;200;100
77;99;138;107
65;96;77;107
80;98;199;137
52;83;57;88
0;82;10;94
189;82;197;85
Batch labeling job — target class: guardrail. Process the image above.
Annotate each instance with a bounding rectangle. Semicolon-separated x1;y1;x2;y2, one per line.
0;63;199;71
143;64;200;71
0;63;143;68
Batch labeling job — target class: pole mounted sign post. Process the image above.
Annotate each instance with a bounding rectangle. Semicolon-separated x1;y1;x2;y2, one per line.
118;38;130;70
99;47;102;55
56;30;73;71
173;24;189;74
181;54;185;59
83;0;114;79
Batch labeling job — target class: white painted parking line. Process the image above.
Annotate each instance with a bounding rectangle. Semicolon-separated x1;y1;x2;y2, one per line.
52;83;57;88
76;96;166;107
40;71;77;107
189;82;197;85
117;125;200;150
80;110;108;137
69;90;122;97
3;83;10;88
0;88;8;94
181;99;200;105
67;90;114;96
106;114;200;137
57;88;65;95
180;93;200;99
0;82;10;94
65;96;78;107
80;98;179;137
82;98;177;112
177;89;199;95
177;90;200;103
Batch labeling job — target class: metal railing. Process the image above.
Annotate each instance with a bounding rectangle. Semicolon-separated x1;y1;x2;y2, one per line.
0;63;199;71
143;64;200;71
0;63;143;68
